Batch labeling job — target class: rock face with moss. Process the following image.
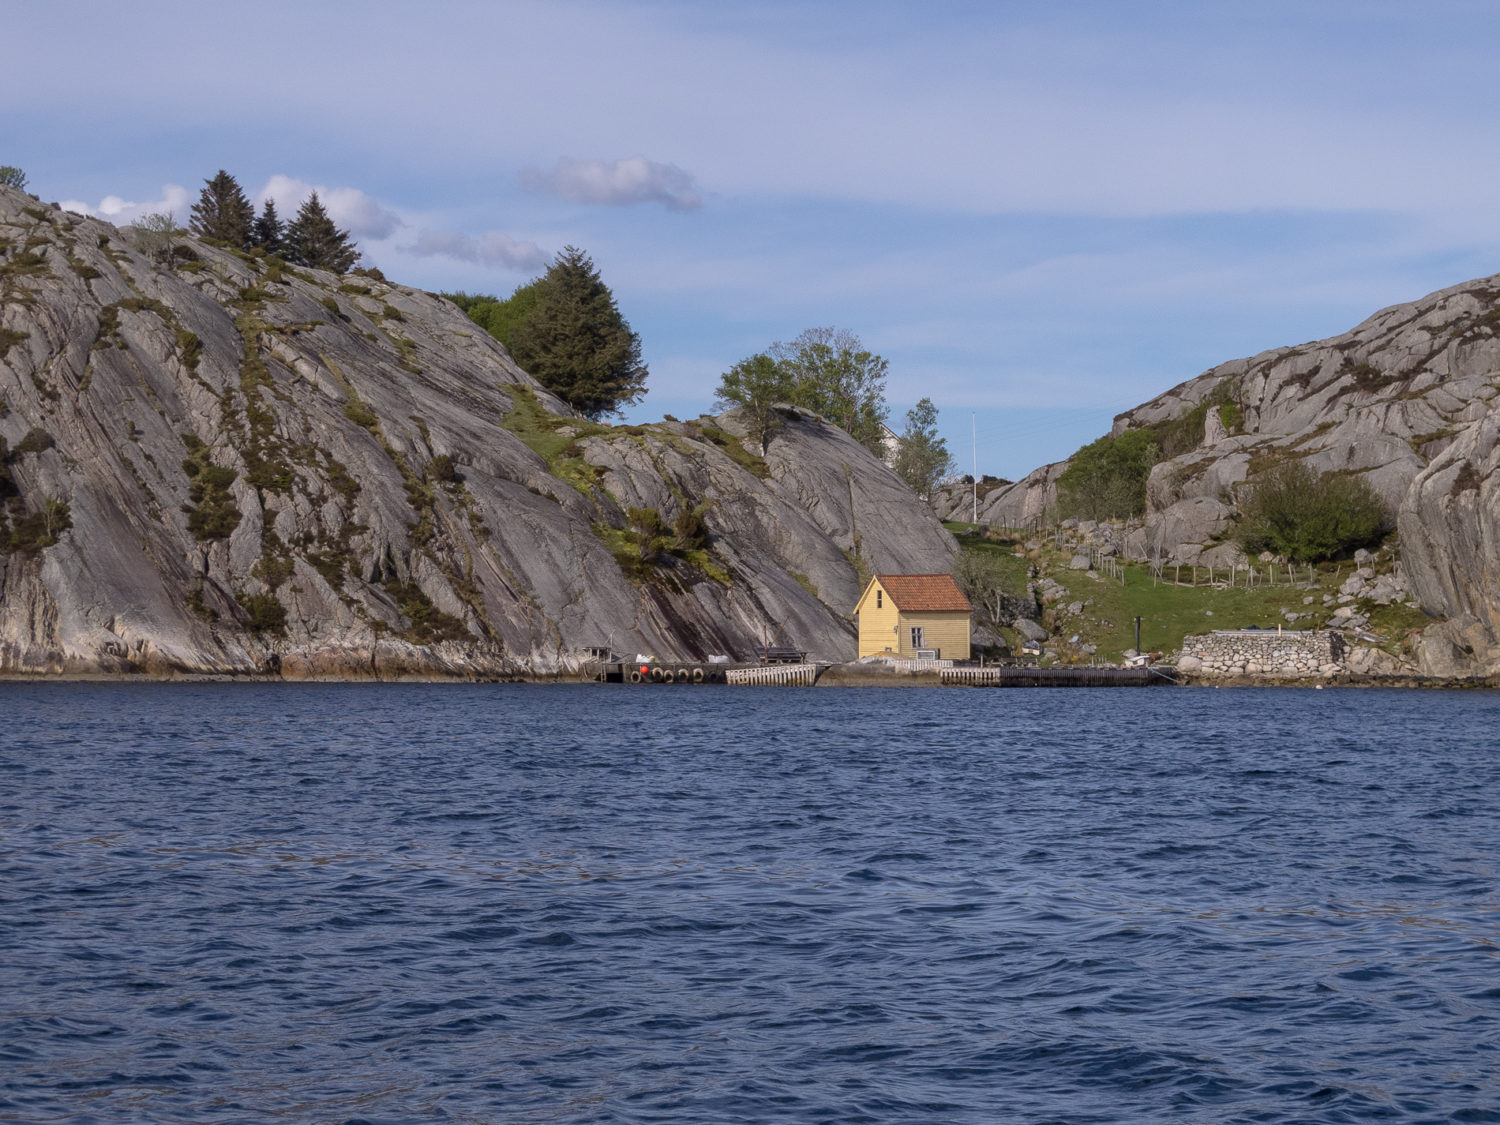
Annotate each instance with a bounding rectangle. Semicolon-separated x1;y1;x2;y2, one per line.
937;274;1500;676
0;186;954;676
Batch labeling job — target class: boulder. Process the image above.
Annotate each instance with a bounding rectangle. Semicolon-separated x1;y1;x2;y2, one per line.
1014;618;1049;643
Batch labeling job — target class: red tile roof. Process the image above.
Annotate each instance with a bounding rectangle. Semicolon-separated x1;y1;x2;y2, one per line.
875;574;973;613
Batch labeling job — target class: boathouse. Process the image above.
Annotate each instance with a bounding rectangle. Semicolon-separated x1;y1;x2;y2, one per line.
853;574;973;661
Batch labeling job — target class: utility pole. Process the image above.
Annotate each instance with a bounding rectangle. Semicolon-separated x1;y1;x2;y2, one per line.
971;412;978;525
1134;616;1143;654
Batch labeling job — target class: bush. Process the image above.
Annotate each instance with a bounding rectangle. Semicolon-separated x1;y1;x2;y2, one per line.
181;435;242;540
627;506;668;561
236;591;287;634
176;330;202;371
6;498;70;552
1056;428;1159;520
672;503;711;551
12;427;53;455
382;578;467;644
1236;460;1387;561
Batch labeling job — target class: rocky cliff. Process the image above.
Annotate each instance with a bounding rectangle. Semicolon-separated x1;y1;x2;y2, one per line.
936;273;1500;677
0;186;955;676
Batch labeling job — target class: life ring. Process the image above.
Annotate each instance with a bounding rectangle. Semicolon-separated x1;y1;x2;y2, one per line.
628;670;642;683
692;667;704;683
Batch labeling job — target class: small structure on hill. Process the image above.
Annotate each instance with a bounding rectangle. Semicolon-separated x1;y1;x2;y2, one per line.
854;574;973;660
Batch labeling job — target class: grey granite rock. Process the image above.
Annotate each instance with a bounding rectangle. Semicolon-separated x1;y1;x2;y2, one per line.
0;187;954;676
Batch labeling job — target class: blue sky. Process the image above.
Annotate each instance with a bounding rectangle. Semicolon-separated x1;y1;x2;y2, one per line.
9;0;1500;478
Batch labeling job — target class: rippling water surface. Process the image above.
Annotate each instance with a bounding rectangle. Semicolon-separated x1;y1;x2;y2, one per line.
3;683;1499;1123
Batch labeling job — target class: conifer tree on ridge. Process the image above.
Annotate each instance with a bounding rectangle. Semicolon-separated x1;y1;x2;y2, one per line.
251;198;284;256
189;170;254;249
284;192;358;274
508;246;648;419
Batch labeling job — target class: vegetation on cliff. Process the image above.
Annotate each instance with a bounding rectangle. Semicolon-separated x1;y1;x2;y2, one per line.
448;246;647;419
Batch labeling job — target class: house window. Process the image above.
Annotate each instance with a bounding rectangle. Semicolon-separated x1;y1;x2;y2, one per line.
876;589;882;609
910;626;924;650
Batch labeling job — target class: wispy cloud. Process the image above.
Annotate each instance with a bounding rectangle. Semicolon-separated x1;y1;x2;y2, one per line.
256;175;403;239
59;184;192;225
522;156;703;211
404;228;549;272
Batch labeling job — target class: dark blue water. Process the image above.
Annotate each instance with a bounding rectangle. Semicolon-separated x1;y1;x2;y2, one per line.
2;684;1499;1124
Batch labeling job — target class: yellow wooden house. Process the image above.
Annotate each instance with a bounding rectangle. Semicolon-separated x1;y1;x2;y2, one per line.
853;574;973;660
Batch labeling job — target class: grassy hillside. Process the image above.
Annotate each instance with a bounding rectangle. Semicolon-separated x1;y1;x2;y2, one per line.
946;523;1431;665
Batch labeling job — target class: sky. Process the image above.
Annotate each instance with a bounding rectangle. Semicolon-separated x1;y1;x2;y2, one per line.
8;0;1500;479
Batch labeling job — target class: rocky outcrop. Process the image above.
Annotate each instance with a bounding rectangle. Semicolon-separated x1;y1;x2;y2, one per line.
1398;410;1500;674
933;462;1064;528
1114;277;1500;570
963;273;1500;676
0;186;954;676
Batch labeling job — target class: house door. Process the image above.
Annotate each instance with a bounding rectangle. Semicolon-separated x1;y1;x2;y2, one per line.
909;626;924;651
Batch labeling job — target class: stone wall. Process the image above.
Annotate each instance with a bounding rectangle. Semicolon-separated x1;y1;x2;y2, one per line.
1176;630;1346;677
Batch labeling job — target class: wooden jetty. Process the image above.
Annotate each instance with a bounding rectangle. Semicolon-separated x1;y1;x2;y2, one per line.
582;654;1177;688
588;660;732;684
942;665;1173;687
725;663;818;686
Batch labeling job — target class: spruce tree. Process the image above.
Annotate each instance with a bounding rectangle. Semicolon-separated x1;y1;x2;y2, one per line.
508;246;648;419
251;198;284;255
284;192;358;274
189;170;254;248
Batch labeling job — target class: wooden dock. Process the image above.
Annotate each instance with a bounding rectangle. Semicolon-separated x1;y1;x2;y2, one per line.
588;661;734;684
942;665;1172;687
583;659;1176;688
725;663;819;686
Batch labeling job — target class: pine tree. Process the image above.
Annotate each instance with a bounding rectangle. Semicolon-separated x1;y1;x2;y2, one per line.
251;198;284;255
189;170;254;248
284;192;358;274
508;246;648;419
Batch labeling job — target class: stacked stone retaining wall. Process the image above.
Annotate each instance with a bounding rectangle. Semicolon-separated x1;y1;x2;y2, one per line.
1177;630;1346;677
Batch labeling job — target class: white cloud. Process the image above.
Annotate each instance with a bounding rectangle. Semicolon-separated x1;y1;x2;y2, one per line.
404;228;549;271
256;174;402;239
60;184;192;226
522;156;703;211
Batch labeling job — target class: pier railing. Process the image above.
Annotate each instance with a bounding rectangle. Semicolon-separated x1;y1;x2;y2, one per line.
942;666;1163;687
726;663;819;686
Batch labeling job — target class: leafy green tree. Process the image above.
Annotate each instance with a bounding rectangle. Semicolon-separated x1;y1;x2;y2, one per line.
770;327;888;455
0;166;27;190
1236;460;1386;561
893;397;954;499
508;246;648;419
713;353;795;453
952;549;1035;632
190;170;254;248
1056;428;1160;520
131;211;180;266
250;198;284;255
284;192;358;274
446;285;541;355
